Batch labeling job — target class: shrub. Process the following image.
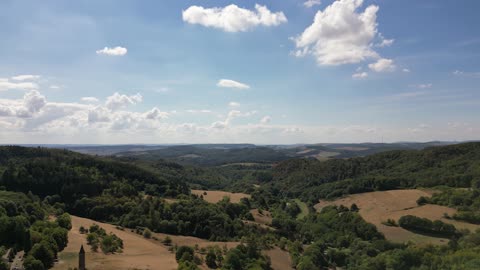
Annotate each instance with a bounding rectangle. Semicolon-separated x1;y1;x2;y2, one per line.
176;246;195;262
143;229;152;239
163;236;172;246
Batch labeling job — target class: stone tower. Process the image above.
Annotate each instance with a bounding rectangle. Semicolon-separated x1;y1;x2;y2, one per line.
79;245;86;270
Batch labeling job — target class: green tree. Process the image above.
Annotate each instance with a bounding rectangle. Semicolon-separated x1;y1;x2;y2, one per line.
23;256;45;270
30;242;55;269
56;213;72;230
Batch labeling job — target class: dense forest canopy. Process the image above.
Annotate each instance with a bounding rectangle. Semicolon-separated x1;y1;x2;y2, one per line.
265;142;480;202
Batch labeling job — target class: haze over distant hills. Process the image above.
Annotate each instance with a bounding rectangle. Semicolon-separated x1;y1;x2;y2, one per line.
12;141;457;166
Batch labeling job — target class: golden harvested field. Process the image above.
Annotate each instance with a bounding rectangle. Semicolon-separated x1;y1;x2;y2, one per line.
192;189;251;203
52;216;177;270
314;189;480;245
53;215;291;270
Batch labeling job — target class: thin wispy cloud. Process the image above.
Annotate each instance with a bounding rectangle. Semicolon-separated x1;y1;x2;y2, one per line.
217;79;250;89
303;0;321;8
12;75;41;81
352;72;368;79
96;46;128;56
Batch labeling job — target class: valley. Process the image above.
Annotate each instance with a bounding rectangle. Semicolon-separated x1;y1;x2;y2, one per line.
1;142;480;270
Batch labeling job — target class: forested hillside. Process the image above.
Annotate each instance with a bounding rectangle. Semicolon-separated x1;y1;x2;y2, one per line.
265;142;480;203
0;146;259;241
115;145;289;166
2;144;480;269
0;146;189;200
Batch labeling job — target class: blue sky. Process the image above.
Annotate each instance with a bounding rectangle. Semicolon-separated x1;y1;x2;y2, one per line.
0;0;479;144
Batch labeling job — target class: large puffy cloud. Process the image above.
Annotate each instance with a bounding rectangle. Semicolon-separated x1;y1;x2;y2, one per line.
182;4;287;32
96;46;128;56
0;90;46;118
24;90;47;114
217;79;250;89
293;0;382;66
88;106;111;123
105;92;142;110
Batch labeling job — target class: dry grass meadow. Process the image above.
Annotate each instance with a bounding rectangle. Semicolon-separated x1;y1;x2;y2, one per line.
53;215;292;270
314;189;480;245
191;189;251;203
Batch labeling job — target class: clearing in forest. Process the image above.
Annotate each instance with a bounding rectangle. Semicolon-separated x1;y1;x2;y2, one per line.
314;189;480;245
53;215;292;270
52;215;177;270
192;189;251;203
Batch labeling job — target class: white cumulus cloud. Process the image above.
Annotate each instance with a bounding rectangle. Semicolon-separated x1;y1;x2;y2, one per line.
217;79;250;89
105;92;142;110
368;58;396;72
144;107;169;120
293;0;382;66
182;4;287;32
96;46;128;56
24;90;47;114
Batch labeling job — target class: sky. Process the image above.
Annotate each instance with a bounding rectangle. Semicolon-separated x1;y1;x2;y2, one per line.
0;0;479;144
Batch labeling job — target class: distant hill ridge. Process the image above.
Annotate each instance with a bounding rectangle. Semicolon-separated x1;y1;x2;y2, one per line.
265;142;480;202
58;141;460;166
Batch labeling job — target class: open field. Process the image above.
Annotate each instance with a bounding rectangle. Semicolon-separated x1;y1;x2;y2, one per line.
52;216;177;270
314;189;480;245
53;215;291;270
192;189;251;203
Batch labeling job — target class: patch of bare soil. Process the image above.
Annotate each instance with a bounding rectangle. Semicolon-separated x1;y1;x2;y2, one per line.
250;209;273;225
